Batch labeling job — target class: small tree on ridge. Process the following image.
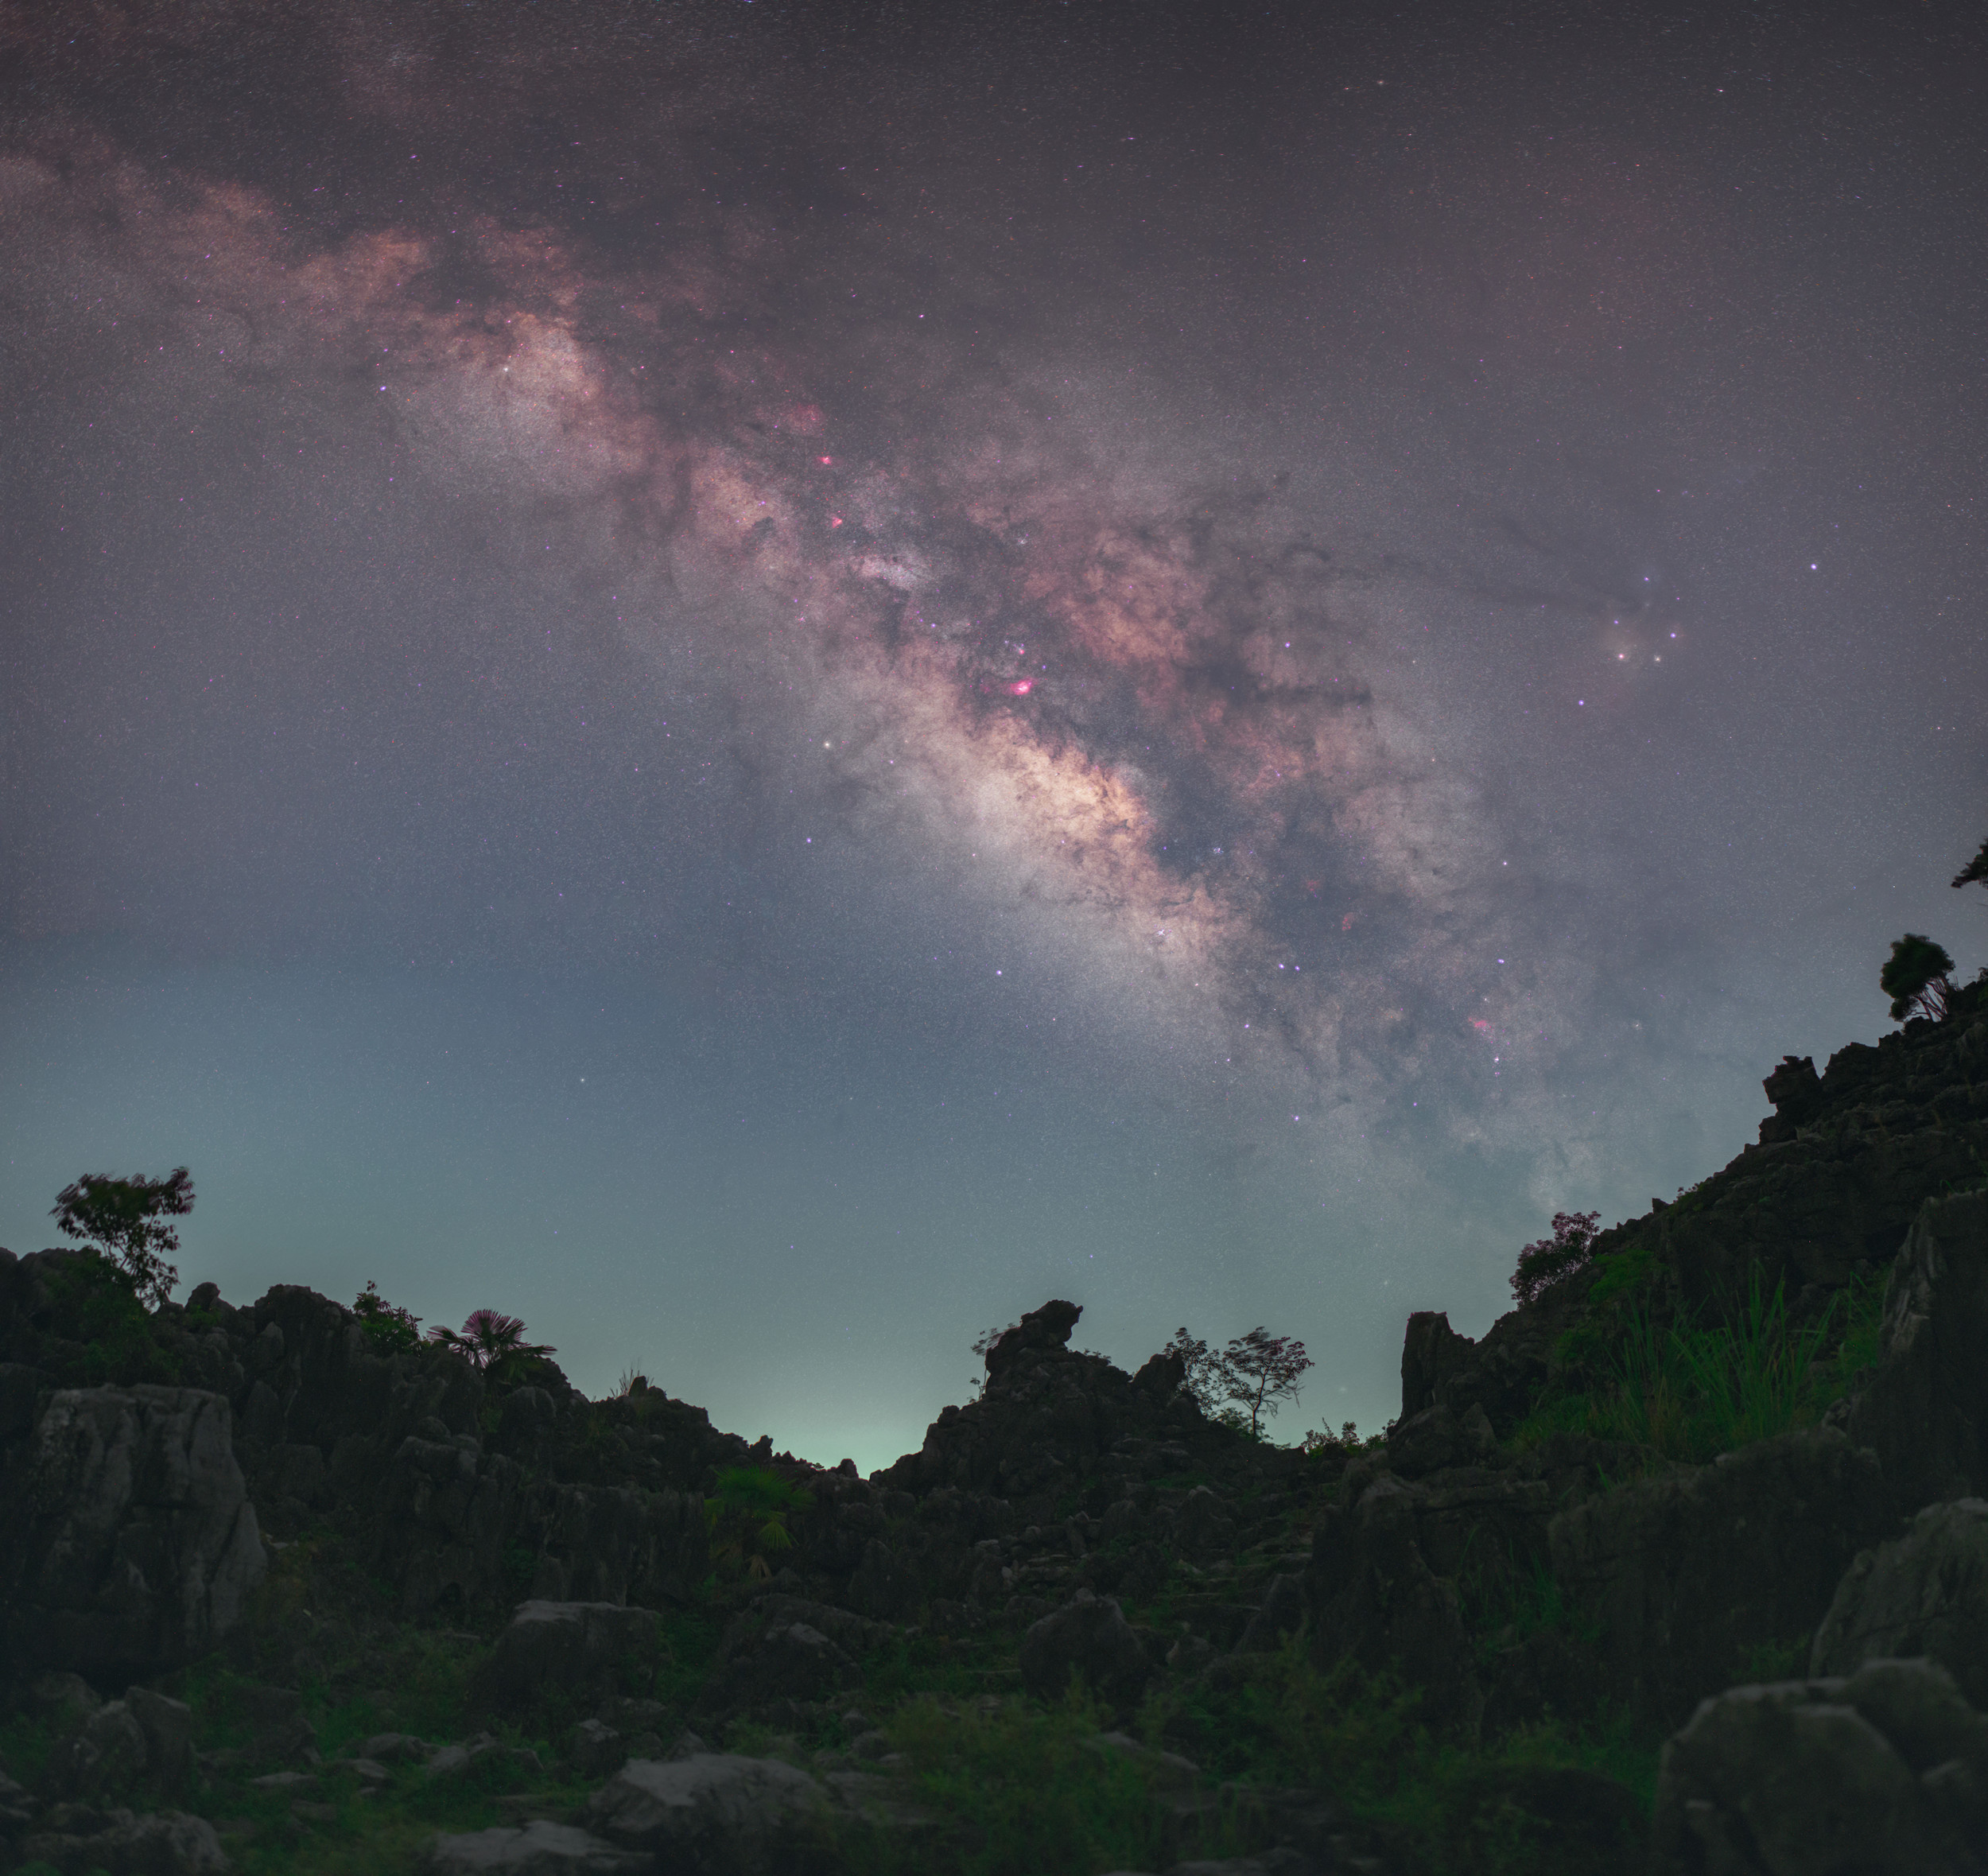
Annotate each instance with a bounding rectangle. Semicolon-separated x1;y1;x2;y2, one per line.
1510;1209;1602;1307
51;1167;194;1310
1881;933;1955;1024
427;1308;555;1380
1218;1326;1314;1436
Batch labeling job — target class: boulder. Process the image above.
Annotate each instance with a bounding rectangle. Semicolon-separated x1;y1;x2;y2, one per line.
30;1672;103;1727
42;1699;149;1800
1;1385;265;1681
126;1690;195;1795
1649;1658;1988;1875
1550;1426;1893;1727
1233;1575;1307;1655
1400;1312;1474;1421
483;1601;660;1708
1173;1487;1236;1560
847;1538;912;1619
718;1594;895;1662
1849;1190;1988;1513
1019;1591;1152;1707
1762;1053;1825;1129
423;1819;651;1874
705;1622;859;1714
1812;1497;1988;1707
17;1807;230;1874
586;1753;833;1874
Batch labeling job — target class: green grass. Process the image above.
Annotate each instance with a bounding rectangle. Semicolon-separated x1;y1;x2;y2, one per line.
1140;1639;1656;1876
1517;1263;1885;1466
850;1688;1247;1875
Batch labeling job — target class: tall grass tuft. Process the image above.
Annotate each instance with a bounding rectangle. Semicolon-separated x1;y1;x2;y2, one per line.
1520;1263;1882;1465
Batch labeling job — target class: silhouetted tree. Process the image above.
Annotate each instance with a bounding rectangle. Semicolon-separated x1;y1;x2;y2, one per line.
1510;1208;1602;1307
1162;1326;1225;1415
1881;933;1955;1023
426;1308;555;1378
1955;836;1988;894
1217;1326;1314;1435
50;1167;193;1310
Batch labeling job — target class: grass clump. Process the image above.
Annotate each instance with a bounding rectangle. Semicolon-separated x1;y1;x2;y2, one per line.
851;1688;1241;1876
1519;1262;1888;1465
1145;1639;1655;1876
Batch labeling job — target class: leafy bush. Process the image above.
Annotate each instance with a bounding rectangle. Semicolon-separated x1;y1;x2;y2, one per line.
352;1280;422;1354
41;1248;168;1385
704;1466;812;1582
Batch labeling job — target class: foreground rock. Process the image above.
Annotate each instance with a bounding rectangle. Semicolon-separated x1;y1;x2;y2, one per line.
17;1807;230;1875
585;1753;833;1874
1849;1190;1988;1514
1;1385;265;1682
1650;1657;1988;1875
424;1819;650;1874
1020;1590;1152;1708
1551;1426;1893;1727
1812;1497;1988;1707
483;1601;662;1708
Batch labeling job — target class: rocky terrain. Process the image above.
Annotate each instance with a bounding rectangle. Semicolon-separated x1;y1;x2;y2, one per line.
2;976;1986;1875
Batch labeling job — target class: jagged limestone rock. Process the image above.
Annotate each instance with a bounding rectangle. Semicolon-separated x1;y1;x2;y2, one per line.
2;1385;265;1682
1019;1590;1152;1707
1848;1190;1988;1514
1650;1659;1988;1876
482;1601;662;1709
1551;1426;1893;1729
1813;1497;1988;1707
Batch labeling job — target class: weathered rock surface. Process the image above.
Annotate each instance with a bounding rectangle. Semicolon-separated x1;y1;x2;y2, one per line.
1550;1426;1894;1726
1812;1497;1988;1707
704;1621;859;1715
483;1600;661;1708
1;1385;265;1681
42;1699;149;1801
1020;1590;1153;1707
17;1805;231;1875
1650;1657;1988;1876
1308;1475;1481;1728
585;1752;832;1873
1848;1190;1988;1513
423;1818;651;1874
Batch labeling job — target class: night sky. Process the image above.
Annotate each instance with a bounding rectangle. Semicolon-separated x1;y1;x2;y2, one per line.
3;1;1984;1471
